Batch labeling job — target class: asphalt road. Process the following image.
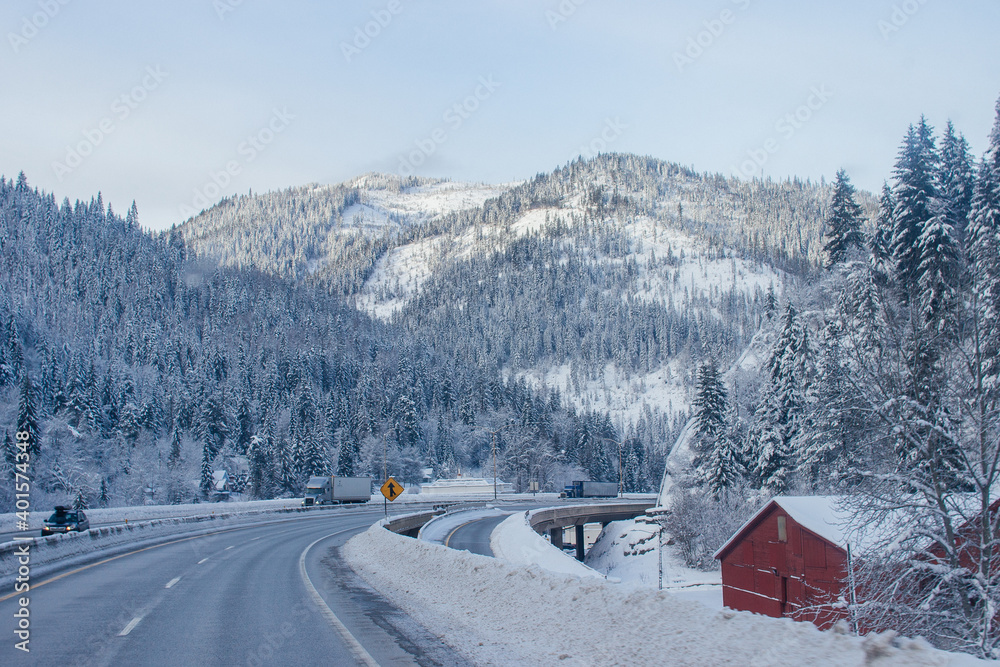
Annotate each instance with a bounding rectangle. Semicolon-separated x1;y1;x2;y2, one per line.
0;508;471;666
442;514;511;557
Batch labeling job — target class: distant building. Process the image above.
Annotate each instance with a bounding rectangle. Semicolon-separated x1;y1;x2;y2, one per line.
211;470;231;498
419;477;513;495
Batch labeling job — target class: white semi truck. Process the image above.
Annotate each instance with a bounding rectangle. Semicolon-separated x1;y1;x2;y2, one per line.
302;476;372;506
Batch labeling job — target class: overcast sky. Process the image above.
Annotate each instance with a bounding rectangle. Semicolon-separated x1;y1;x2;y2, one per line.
2;0;999;231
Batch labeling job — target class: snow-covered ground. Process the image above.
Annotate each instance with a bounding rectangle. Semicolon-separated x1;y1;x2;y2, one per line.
344;522;984;666
585;517;723;608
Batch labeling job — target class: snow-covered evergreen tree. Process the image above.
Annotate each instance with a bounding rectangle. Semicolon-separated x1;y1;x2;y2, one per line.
693;361;727;439
822;169;864;266
167;421;182;467
750;303;810;493
73;487;88;510
938;119;975;244
16;373;40;457
200;443;213;498
336;432;359;477
870;182;895;282
891;117;940;303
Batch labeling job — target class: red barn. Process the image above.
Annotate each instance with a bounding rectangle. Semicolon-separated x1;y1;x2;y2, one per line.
714;496;853;630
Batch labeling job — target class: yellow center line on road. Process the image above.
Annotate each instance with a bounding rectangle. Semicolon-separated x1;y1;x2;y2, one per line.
443;520;478;548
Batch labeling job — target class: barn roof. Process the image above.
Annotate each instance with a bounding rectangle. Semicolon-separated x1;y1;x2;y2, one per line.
714;496;854;561
773;496;852;547
715;493;1000;563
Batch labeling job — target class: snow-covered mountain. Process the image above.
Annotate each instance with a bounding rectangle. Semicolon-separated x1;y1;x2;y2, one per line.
183;154;858;489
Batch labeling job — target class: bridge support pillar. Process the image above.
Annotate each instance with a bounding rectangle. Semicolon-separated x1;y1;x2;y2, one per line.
575;524;585;561
550;527;563;549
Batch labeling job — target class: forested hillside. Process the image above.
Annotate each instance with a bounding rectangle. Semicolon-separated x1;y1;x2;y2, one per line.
183;156;855;480
0;174;635;509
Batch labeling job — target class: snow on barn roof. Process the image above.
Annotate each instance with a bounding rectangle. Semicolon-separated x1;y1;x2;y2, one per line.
714;496;875;561
715;492;1000;562
773;496;852;547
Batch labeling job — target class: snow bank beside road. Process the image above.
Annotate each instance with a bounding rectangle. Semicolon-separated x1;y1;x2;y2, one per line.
489;510;602;579
343;524;984;666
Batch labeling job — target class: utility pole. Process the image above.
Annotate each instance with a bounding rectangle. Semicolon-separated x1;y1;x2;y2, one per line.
618;438;623;498
383;433;387;518
491;430;498;501
658;520;664;591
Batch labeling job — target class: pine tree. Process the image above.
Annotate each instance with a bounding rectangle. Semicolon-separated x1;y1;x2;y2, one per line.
198;391;227;459
938;120;975;244
702;433;742;498
0;332;10;388
891;117;940;303
246;432;267;498
98;478;109;507
916;206;960;331
692;359;733;488
693;360;727;439
967;96;1000;396
2;431;15;474
200;442;214;498
751;303;809;492
5;315;22;382
168;421;182;467
336;432;359;477
301;429;327;478
73;487;88;510
620;436;646;493
764;284;777;319
823;169;865;266
276;433;296;493
234;395;252;455
395;394;421;450
17;373;40;458
870;182;894;281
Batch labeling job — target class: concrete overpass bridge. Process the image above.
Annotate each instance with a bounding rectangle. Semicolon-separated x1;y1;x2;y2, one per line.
527;502;657;560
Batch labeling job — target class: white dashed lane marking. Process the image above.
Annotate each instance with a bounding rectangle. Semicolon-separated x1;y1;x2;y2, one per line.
118;616;143;636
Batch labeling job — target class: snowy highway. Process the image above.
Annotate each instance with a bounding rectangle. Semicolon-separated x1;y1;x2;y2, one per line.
0;508;469;666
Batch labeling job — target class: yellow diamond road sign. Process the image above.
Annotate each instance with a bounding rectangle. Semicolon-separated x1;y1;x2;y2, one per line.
380;477;402;502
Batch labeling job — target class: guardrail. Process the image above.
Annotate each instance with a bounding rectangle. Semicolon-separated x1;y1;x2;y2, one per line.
382;509;446;537
527;502;657;533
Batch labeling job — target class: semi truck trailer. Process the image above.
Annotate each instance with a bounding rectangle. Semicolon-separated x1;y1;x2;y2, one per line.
302;476;372;506
561;480;618;498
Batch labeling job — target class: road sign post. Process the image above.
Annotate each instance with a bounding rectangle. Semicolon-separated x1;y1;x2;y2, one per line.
380;477;402;517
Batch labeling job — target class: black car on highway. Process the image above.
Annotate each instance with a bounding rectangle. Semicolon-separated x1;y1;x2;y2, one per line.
41;506;90;536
